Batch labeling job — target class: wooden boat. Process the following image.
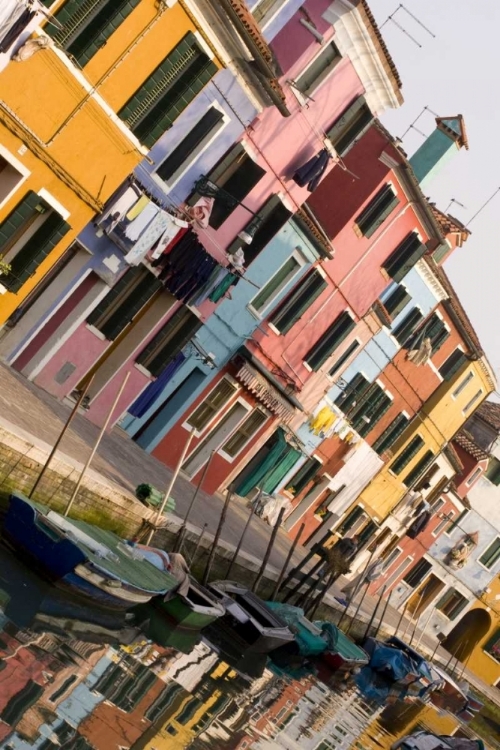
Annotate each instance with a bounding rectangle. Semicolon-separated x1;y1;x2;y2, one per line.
157;578;225;631
3;493;179;609
207;581;294;654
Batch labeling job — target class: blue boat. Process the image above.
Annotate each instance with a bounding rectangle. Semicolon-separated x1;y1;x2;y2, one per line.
3;493;180;609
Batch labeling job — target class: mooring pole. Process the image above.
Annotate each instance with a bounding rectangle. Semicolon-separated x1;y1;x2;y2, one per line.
281;529;332;590
362;585;387;641
337;548;377;630
272;522;305;600
394;601;409;638
373;590;393;640
252;507;286;594
226;499;258;579
64;372;129;517
202;487;233;586
306;568;337;619
189;523;208;568
29;377;94;500
174;450;216;553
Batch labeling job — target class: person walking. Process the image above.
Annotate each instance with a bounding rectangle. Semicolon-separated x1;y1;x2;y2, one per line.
339;557;385;604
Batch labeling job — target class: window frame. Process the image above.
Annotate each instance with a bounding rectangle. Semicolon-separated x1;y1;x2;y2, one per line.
0;143;30;211
373;412;410;455
390;435;425;476
304;310;356;372
466;466;483;487
452;370;474;398
439;347;467;381
248;249;306;318
402;449;435;488
327;339;361;379
183;377;239;437
354;184;399;238
478;537;500;571
435;587;468;620
218;407;268;461
294;41;342;98
383;231;426;283
268;267;327;335
445;508;468;536
463;389;483;415
326;95;373;157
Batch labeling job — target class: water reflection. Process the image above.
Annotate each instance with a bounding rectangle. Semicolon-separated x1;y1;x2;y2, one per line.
0;543;469;750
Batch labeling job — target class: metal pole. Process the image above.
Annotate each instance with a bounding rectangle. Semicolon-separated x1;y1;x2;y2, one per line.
362;585;387;641
414;606;435;650
202;487;233;586
402;590;425;642
271;522;305;600
226;501;257;579
409;610;422;647
345;583;370;636
306;568;337;619
174;450;216;552
188;523;208;568
252;507;286;594
29;377;94;499
64;372;130;517
374;590;393;640
338;548;377;630
394;602;409;638
282;557;324;603
146;427;196;545
281;529;332;590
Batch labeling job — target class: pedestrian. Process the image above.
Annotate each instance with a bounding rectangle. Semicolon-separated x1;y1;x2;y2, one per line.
324;535;359;582
340;558;385;603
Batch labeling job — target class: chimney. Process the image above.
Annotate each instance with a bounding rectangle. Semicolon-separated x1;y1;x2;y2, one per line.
409;116;468;189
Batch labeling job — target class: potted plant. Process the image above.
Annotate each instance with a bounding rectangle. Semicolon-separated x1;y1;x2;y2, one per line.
0;257;11;294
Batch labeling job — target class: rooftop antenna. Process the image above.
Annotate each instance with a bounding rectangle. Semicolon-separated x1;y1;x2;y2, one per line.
400;105;435;141
380;4;436;48
466;187;500;227
444;198;467;214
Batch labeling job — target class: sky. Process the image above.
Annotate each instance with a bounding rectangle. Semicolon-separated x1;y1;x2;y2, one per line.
370;1;500;389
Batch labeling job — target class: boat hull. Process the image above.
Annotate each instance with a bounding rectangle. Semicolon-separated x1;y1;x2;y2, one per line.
158;581;225;630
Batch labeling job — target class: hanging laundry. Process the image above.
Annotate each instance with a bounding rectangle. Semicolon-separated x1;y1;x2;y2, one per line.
0;4;35;53
227;247;246;273
98;186;141;235
188;265;228;307
126;195;150;221
149;215;189;260
185;197;214;228
309;406;337;436
128;352;186;418
406;510;432;539
124;210;176;266
124;201;159;242
151;225;190;262
154;230;219;303
209;271;238;302
293;148;331;192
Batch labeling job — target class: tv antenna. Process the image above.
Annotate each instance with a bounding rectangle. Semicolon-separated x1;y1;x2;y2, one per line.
380;4;436;48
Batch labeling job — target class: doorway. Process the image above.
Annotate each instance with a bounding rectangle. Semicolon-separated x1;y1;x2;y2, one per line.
406;573;445;617
442;608;493;661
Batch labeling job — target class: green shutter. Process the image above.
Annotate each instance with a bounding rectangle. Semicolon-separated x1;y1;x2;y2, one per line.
356;185;399;238
157;107;224;182
6;212;71;293
136;307;200;376
226;195;291;261
402;450;434;487
87;266;142;330
0;191;40;253
432;243;450;265
392;307;424;346
335;372;369;412
390;435;424;475
305;311;356;371
100;272;162;340
439;349;468;381
47;0;141;66
119;33;217;148
384;233;426;282
327;96;373;156
269;270;327;333
351;385;392;437
373;413;409;454
328;340;360;377
383;283;411;318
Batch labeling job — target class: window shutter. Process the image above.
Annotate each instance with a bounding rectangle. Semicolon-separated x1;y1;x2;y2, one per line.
351;385;392;437
329;340;360;377
119;33;217;147
226;195;291;263
327;96;373;156
0;191;40;253
383;232;426;283
355;185;399;238
392;307;424;346
335;372;369;412
305;311;356;371
286;458;321;494
336;505;364;536
403;450;434;487
99;272;162;340
47;0;142;66
383;283;411;318
403;558;432;587
136;307;200;377
439;349;468;381
296;42;341;96
390;435;424;475
373;413;409;454
210;155;266;229
6;212;71;293
157;107;224;182
269;270;327;334
87;267;138;329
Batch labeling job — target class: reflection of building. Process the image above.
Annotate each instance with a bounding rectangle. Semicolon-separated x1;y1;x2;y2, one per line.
358;703;459;750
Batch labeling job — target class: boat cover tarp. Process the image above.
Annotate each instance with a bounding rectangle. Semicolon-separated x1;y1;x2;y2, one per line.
265;602;327;655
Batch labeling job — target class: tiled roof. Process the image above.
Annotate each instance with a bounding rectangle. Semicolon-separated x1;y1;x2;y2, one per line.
355;0;403;101
427;204;470;246
226;0;276;69
436;115;469;150
444;443;464;473
454;431;489;462
477;401;500;432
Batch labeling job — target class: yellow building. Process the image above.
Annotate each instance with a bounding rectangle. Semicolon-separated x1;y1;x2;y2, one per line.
0;0;223;323
356;703;460;750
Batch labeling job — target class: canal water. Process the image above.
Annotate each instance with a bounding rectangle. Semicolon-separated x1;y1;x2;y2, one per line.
0;542;464;750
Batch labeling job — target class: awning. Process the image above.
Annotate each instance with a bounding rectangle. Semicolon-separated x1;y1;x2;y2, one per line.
235;361;297;423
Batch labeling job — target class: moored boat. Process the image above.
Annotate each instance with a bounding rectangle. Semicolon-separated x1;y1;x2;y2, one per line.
157;578;225;631
3;493;179;608
207;581;294;654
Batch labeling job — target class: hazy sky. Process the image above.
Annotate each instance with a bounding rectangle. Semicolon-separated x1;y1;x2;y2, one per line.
370;1;499;390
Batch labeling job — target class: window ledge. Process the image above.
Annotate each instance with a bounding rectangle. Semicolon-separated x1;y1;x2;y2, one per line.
134;363;152;378
86;324;107;341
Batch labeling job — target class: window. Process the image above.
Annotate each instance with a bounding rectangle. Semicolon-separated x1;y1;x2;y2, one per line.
231;198;292;266
187;379;237;432
0;192;70;294
348;381;392;437
433;511;454;537
403;558;432;588
326;96;373;156
335;372;369;413
221;409;267;457
440;349;468;381
329;340;360;377
49;675;78;703
382;547;402;572
358;519;378;546
304;311;356;371
336;505;366;536
373;413;409;455
463;390;483;414
269;270;327;334
383;284;411;319
286;457;321;495
156;107;225;183
383;232;426;282
436;588;468;620
135;307;200;377
445;509;468;535
384;556;413;589
392;307;424;346
452;371;474;397
0;153;24;205
479;537;500;570
46;0;142;66
402;450;434;487
295;42;342;96
119;32;217;147
355;185;399;238
87;266;162;340
418;313;450;354
466;467;483;486
390;435;424;475
486;457;500;486
250;255;302;314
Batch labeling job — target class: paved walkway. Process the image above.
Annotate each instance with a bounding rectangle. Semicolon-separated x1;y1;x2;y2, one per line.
0;364;297;570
